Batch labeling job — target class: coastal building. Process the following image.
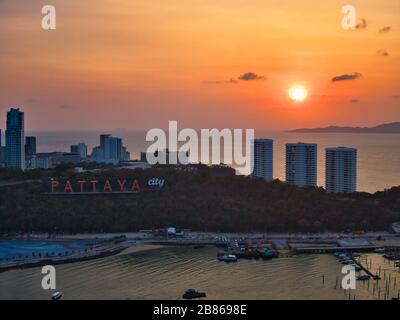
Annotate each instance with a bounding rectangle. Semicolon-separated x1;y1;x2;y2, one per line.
122;146;130;161
26;153;53;170
325;147;357;193
251;139;273;181
104;136;123;160
51;152;81;166
26;152;81;170
0;129;4;166
70;143;88;158
6;108;25;170
0;146;5;167
90;134;129;164
285;143;317;187
25;136;37;157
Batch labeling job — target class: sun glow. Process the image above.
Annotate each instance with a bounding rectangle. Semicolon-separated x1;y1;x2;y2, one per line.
289;85;308;102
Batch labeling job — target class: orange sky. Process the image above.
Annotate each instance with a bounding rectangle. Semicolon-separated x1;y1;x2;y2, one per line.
0;0;399;131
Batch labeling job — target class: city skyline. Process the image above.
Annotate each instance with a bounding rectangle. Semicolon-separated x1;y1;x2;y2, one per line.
1;106;361;193
0;0;399;131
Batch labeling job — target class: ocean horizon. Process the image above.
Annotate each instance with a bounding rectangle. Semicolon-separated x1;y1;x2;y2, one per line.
21;130;400;194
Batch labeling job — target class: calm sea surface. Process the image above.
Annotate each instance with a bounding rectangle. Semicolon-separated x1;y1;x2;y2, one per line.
0;247;399;300
29;130;400;193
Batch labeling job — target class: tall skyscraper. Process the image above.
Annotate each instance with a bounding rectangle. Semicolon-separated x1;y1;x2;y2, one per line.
285;143;317;187
100;134;111;149
104;136;123;160
325;147;357;193
25;136;37;157
6;108;25;170
251;139;273;181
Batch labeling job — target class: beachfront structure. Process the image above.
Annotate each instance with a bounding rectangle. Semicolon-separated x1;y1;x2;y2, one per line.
90;134;129;164
251;139;273;181
6;108;25;170
25;136;37;157
70;143;88;158
285;143;317;187
325;147;357;193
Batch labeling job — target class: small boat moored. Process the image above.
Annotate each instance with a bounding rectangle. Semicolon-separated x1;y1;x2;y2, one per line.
182;289;206;300
218;254;238;262
357;275;371;281
51;292;63;300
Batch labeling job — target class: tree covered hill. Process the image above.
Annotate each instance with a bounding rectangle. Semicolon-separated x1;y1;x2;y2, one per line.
0;166;399;234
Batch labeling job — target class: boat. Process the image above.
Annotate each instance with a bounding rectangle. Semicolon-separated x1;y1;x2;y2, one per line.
182;289;206;300
256;248;275;260
374;248;385;254
351;253;361;257
218;254;238;262
357;275;371;281
51;292;62;300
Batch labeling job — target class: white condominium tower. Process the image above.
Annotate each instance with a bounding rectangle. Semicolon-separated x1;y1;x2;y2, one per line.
252;139;273;181
325;147;357;193
285;143;317;187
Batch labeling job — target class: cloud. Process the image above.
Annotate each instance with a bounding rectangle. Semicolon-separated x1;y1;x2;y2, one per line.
203;72;266;85
331;72;362;82
350;99;360;104
203;78;237;85
392;95;400;99
238;72;266;81
379;26;391;33
377;50;389;57
355;19;367;29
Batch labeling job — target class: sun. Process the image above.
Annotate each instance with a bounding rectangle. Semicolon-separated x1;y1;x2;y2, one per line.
288;85;308;102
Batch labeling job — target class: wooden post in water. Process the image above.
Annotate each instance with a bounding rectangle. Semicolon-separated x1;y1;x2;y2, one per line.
322;274;325;286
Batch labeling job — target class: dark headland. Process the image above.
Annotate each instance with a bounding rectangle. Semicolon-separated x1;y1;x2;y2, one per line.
289;122;400;133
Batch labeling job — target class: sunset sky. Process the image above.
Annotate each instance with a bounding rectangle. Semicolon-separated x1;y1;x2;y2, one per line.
0;0;399;131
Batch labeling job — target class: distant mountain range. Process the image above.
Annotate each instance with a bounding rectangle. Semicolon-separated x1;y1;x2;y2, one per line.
289;122;400;133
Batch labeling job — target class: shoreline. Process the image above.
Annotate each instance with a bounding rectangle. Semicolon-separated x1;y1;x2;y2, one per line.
2;231;400;272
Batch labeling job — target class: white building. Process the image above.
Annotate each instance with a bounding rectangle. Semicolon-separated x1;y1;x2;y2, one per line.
251;139;273;181
26;154;53;170
325;147;357;193
285;143;317;187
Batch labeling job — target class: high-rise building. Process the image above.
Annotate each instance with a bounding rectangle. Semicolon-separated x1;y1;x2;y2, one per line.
70;143;88;158
251;139;273;181
286;143;317;187
100;134;111;149
25;136;37;157
0;129;4;166
6;108;25;170
104;136;122;160
90;134;129;164
325;147;357;193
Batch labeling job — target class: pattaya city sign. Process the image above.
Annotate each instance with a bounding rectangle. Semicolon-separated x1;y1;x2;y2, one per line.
48;177;165;195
